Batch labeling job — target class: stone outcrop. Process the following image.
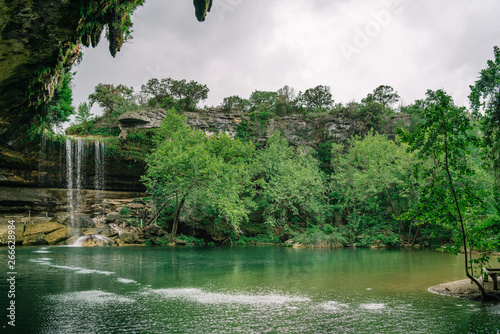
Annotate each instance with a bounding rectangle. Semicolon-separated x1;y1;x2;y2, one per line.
0;187;145;215
0;217;71;245
118;108;244;139
118;108;411;146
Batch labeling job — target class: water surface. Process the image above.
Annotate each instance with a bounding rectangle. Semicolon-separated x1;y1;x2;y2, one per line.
1;246;499;333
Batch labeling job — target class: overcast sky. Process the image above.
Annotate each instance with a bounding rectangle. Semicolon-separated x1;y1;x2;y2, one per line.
71;0;500;117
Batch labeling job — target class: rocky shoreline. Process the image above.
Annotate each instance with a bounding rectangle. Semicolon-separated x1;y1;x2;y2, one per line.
429;279;500;302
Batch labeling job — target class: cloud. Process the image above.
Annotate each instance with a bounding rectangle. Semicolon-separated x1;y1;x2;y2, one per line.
71;0;500;117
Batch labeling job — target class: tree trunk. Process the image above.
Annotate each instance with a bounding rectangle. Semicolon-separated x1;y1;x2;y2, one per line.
383;186;405;241
170;191;186;242
409;224;421;247
443;131;487;300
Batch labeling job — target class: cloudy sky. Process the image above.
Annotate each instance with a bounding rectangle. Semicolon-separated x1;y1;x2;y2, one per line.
72;0;500;116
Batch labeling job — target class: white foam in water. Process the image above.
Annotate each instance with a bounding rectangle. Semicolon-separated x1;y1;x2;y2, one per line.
155;288;311;305
40;264;115;275
360;303;386;310
28;258;52;263
116;278;137;284
33;250;52;253
489;304;500;314
75;268;115;275
49;290;135;304
320;301;350;311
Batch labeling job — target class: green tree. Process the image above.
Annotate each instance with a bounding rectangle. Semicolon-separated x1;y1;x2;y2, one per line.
362;85;400;108
399;89;491;299
248;90;278;112
299;85;333;111
220;95;250;113
255;132;326;230
140;77;209;111
275;85;300;115
88;83;135;116
73;102;93;134
343;130;416;243
469;46;500;213
142;109;254;241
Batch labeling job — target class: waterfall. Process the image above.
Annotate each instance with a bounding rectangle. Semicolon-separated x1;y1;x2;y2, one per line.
94;140;106;214
66;139;74;226
65;138;106;227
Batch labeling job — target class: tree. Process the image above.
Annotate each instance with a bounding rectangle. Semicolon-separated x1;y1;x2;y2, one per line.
362;85;400;108
142;109;254;241
399;89;491;300
469;46;500;214
73;102;93;134
275;85;300;115
248;90;278;112
220;95;250;113
343;130;416;243
88;83;135;116
255;132;326;229
140;77;209;111
299;85;334;111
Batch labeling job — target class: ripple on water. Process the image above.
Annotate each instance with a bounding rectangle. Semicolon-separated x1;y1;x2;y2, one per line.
320;301;350;312
28;258;52;263
116;278;137;284
153;288;311;305
49;264;115;275
47;290;135;305
359;303;386;310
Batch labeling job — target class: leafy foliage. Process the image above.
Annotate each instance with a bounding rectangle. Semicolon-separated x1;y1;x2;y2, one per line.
399;89;493;299
89;83;136;116
142;109;254;241
141;77;209;111
362;85;400;108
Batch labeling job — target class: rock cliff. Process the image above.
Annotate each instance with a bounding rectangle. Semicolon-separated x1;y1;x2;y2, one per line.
118;108;411;146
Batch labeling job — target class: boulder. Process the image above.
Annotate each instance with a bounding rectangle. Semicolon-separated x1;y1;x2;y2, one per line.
118;231;140;244
24;222;66;236
105;212;120;223
144;224;168;238
63;214;95;228
45;228;71;244
0;222;25;245
23;233;47;246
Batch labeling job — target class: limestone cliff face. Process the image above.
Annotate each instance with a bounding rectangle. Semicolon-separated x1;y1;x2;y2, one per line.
0;138;146;215
118;108;411;146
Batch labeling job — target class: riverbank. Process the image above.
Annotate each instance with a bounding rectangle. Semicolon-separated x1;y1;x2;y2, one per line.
429;278;500;301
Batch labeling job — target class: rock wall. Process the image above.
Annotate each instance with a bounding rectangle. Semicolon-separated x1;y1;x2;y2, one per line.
0;137;146;215
118;108;411;146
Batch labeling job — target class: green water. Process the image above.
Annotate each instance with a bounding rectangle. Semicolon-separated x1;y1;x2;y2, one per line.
1;246;499;333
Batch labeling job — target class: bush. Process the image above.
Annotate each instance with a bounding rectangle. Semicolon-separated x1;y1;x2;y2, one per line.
294;225;346;248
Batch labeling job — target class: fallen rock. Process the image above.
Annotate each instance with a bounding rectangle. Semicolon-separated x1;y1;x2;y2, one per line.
105;212;120;223
22;233;47;245
45;228;71;244
24;222;66;236
63;214;95;228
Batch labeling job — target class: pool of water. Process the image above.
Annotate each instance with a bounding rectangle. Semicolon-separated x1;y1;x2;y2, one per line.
1;246;499;333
